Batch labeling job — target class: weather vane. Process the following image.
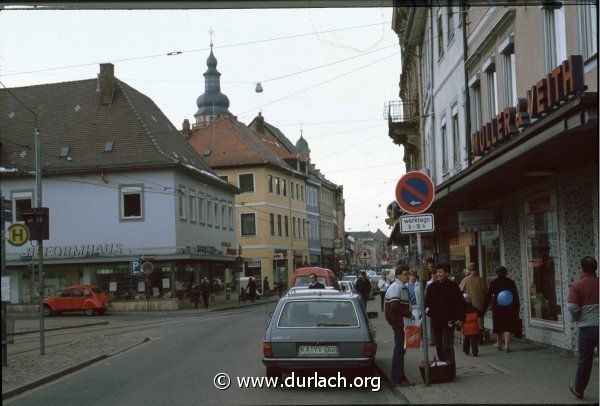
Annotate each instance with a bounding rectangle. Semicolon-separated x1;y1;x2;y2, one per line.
208;27;215;49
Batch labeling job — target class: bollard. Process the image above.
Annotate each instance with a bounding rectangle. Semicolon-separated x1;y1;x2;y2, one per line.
1;301;7;366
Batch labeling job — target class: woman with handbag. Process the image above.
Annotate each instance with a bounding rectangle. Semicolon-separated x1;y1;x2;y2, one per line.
485;265;521;352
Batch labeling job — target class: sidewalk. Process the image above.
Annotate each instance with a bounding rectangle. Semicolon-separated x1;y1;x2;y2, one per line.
2;296;280;400
369;300;599;404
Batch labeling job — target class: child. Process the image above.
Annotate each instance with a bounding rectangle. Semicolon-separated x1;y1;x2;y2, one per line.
462;293;481;357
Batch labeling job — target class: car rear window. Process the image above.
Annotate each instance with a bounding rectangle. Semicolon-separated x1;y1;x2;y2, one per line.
294;276;327;287
277;300;359;328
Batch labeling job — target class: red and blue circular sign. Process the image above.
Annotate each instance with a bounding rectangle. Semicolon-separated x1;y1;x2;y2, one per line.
395;171;435;214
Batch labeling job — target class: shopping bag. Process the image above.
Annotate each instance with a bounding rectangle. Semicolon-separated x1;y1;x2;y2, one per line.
418;356;455;383
404;324;422;349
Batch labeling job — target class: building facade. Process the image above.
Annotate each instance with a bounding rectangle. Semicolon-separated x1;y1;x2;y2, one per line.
389;3;598;351
1;64;239;304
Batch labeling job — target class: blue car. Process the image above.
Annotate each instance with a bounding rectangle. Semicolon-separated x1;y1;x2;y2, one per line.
262;289;378;379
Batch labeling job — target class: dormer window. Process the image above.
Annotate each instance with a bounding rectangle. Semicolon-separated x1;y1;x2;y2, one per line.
60;147;70;158
104;141;114;152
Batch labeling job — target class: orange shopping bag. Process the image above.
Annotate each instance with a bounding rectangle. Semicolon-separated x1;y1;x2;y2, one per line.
404;324;422;349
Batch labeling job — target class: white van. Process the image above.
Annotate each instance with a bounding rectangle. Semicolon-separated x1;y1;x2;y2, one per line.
238;277;262;299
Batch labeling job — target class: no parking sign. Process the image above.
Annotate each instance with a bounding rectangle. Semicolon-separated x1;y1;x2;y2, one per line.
395;171;435;214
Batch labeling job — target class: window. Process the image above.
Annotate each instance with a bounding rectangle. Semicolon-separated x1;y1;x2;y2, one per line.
295;183;300;201
219;175;229;182
221;202;226;228
199;193;205;224
291;181;295;199
228;203;234;231
292;216;297;238
484;57;498;121
298;218;302;239
282;179;287;197
207;197;212;226
441;123;448;173
452;109;460;164
277;214;282;236
189;190;197;223
214;201;219;228
524;193;563;326
239;173;255;193
120;186;142;220
578;4;598;60
178;185;186;220
241;213;256;236
284;215;289;237
270;213;275;235
542;4;567;73
275;177;280;194
437;13;444;59
267;174;273;193
469;75;482;131
499;35;517;109
447;7;455;43
12;191;32;222
300;185;304;202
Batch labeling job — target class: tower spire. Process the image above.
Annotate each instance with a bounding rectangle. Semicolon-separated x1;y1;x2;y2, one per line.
208;27;214;49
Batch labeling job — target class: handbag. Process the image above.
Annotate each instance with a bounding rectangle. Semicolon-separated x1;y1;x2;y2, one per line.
418;356;455;384
404;324;422;349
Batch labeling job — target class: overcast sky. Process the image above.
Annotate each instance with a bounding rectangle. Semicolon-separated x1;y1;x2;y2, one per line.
0;7;405;234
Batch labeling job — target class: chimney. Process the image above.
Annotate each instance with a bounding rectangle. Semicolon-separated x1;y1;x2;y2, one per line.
255;112;265;133
182;119;191;139
98;63;115;106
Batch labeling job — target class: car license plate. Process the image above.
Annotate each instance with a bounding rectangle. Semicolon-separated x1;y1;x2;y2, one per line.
298;345;338;357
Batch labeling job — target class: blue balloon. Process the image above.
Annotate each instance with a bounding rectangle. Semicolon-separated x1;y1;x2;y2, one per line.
497;290;513;306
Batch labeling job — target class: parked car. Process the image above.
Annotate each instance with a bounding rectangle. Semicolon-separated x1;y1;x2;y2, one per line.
369;275;382;297
341;275;357;284
339;280;357;295
263;289;378;379
43;284;110;317
289;267;340;290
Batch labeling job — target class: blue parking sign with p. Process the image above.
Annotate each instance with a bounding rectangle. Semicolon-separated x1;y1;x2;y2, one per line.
131;260;141;276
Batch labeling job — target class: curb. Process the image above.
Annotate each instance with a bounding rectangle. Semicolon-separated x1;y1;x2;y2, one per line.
11;321;110;336
374;361;412;404
112;297;280;316
1;336;150;400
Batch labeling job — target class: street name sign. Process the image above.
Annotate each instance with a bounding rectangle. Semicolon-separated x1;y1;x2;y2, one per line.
6;223;30;246
395;171;435;214
400;214;435;234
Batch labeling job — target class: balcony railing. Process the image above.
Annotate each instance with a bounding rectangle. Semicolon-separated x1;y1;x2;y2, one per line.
384;100;419;124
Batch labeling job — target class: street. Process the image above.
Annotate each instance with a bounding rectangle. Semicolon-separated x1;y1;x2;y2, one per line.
4;304;401;406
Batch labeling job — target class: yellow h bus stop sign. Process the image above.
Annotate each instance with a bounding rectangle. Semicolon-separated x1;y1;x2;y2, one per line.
6;223;30;246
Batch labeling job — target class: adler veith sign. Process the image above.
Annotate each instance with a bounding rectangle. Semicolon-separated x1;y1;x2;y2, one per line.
471;54;585;157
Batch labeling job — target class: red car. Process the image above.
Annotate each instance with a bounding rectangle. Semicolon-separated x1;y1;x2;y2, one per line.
43;284;111;316
289;267;340;290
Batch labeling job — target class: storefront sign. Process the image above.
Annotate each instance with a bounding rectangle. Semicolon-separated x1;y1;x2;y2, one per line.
247;259;261;268
471;55;585;157
25;243;124;258
177;245;222;256
273;253;284;260
226;247;237;255
459;209;497;232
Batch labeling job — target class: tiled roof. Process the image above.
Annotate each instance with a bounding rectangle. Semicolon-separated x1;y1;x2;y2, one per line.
188;116;305;176
0;76;235;191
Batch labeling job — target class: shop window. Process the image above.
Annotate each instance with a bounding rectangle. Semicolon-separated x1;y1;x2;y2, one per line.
239;173;255;193
480;229;501;284
525;193;563;326
12;191;33;222
120;186;143;220
241;213;256;236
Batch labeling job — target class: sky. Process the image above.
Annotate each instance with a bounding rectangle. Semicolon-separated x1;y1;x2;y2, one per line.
0;6;406;235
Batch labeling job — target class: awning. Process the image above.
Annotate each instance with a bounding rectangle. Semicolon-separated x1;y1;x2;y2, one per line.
429;92;598;219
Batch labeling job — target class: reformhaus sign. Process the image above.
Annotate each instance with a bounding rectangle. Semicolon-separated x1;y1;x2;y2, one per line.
471;55;585;157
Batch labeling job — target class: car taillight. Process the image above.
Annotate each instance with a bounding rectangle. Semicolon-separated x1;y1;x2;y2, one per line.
263;342;273;358
363;341;375;358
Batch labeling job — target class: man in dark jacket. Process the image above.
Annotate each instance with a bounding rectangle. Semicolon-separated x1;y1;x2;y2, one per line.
190;282;200;309
355;271;372;308
308;273;325;289
200;278;211;309
248;277;258;302
425;262;467;369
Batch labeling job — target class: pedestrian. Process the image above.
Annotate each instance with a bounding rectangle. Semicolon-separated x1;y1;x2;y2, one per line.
384;264;415;387
248;276;258;302
425;271;438;346
277;279;284;297
263;276;270;297
355;271;372;308
200;277;211;309
484;265;520;352
409;271;423;320
567;256;599;400
459;262;487;335
378;271;390;312
425;262;466;373
190;282;200;309
462;293;481;357
421;257;435;283
308;273;325;289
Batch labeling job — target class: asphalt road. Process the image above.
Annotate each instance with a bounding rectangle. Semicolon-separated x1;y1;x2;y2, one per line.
5;304;402;406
